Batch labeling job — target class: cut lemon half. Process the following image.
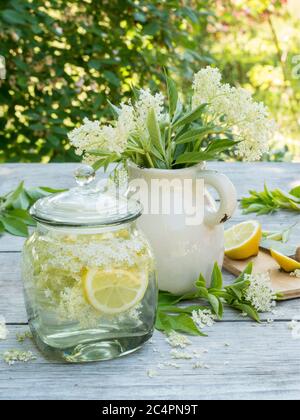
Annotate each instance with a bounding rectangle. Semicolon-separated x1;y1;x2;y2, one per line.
270;249;300;273
224;220;262;260
83;268;148;314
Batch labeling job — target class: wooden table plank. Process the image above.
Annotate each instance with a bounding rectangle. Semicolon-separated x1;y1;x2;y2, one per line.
1;323;300;400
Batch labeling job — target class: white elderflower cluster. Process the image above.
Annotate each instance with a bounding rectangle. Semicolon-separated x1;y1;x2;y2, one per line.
192;66;275;161
192;66;224;106
68;88;166;164
170;349;193;360
166;330;192;348
68;117;103;158
135;88;165;131
290;269;300;279
68;104;135;164
287;320;300;339
191;309;216;330
0;316;8;340
244;272;276;313
3;350;36;365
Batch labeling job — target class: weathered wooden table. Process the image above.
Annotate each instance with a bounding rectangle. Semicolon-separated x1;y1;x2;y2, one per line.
0;162;300;400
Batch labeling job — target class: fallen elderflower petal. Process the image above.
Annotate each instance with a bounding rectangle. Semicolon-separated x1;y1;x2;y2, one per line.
163;361;180;369
287;320;300;339
3;350;36;365
191;309;216;329
166;331;192;348
16;331;33;343
290;269;300;278
0;316;9;340
170;349;193;360
147;369;158;378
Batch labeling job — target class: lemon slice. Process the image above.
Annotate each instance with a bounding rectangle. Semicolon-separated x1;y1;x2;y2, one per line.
224;220;262;260
83;268;148;314
270;249;300;273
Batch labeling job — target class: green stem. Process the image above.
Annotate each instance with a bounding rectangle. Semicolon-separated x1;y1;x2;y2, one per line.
146;152;155;168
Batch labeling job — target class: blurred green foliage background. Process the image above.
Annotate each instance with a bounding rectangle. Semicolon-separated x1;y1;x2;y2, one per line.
0;0;299;163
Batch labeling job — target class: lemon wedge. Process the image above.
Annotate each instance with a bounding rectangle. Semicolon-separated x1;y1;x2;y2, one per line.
83;268;148;314
270;249;300;273
224;220;262;260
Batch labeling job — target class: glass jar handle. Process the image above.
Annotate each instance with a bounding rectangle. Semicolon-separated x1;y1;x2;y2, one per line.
74;165;96;187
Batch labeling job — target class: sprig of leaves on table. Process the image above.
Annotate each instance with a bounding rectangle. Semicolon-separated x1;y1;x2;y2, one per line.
0;182;65;237
241;184;300;215
156;262;260;336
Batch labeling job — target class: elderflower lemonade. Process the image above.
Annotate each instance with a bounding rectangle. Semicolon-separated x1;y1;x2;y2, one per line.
22;166;157;362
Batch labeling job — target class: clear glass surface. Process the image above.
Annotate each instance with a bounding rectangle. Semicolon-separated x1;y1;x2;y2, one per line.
22;222;157;362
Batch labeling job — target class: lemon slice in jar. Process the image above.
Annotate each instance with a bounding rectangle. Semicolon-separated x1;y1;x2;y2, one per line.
83;268;148;314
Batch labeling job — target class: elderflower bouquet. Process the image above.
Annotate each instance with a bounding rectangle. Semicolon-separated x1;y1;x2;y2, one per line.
68;66;276;170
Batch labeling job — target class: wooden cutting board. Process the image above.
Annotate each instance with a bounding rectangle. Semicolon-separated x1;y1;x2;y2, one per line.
223;249;300;300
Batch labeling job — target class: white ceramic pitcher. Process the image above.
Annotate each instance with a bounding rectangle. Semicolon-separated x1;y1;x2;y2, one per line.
128;162;237;294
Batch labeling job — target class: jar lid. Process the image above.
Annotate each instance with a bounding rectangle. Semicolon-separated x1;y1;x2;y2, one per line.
30;166;142;227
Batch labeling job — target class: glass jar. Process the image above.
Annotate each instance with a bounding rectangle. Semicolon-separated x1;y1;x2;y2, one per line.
21;166;157;362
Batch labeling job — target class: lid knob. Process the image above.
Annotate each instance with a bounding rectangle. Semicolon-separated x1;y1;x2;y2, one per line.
74;165;96;187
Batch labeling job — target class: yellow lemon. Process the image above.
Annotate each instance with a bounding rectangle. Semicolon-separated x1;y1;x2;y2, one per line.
83;268;148;314
224;220;262;260
270;249;300;273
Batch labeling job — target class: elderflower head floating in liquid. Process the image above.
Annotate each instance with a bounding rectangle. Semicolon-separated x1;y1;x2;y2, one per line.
22;227;155;329
192;66;275;161
243;272;276;313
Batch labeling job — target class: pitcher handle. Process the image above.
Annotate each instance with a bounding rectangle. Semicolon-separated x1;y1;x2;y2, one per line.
200;170;237;227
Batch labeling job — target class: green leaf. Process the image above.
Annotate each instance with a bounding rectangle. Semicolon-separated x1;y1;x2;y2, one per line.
158;291;183;307
208;293;222;319
241;184;300;215
226;285;243;300
147;108;165;156
4;182;25;208
233;303;260;322
12;190;31;210
155;311;173;333
103;70;120;87
143;21;160;36
205;139;236;154
0;222;4;234
6;209;35;226
0;215;28;237
2;10;27;25
234;262;253;283
172;99;183;123
196;274;207;289
107;100;121;117
290;186;300;198
26;186;66;202
156;312;206;336
158;290;198;307
159;304;208;314
172;104;208;128
210;262;223;289
175;127;216;145
175;151;214;165
165;73;178;117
